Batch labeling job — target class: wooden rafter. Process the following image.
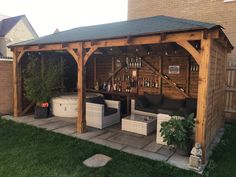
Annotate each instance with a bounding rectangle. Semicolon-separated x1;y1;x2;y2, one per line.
16;50;25;63
67;48;79;64
84;46;98;65
21;101;35;115
142;58;189;97
177;41;201;65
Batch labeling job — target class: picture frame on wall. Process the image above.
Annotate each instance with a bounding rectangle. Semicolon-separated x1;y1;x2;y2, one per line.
168;65;180;74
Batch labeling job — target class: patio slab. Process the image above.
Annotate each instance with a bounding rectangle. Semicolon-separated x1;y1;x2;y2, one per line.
143;141;163;152
83;154;112;168
108;133;153;149
167;152;189;170
89;137;126;150
123;146;168;161
72;128;105;140
40;120;72;130
53;124;77;135
95;131;118;140
157;146;175;158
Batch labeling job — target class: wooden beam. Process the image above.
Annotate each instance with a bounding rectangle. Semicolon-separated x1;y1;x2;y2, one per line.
84;31;205;48
84;46;98;65
142;58;189;97
186;57;191;95
67;48;79;64
16;50;25;63
93;57;97;87
13;49;21;117
105;65;125;82
21;102;35;115
159;56;163;95
177;41;201;65
77;43;86;133
195;33;212;163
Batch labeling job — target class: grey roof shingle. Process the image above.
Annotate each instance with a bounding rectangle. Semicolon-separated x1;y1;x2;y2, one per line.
11;15;220;47
0;15;24;36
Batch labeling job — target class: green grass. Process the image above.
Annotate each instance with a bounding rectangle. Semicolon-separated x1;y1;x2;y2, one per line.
0;118;235;177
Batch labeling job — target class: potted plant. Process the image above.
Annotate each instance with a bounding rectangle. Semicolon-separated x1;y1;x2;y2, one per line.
23;55;62;119
160;113;195;155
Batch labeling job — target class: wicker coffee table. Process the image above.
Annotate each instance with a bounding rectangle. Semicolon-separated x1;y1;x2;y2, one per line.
122;114;157;136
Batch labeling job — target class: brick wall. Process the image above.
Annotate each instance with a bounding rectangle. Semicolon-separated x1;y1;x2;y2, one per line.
128;0;236;60
0;60;13;115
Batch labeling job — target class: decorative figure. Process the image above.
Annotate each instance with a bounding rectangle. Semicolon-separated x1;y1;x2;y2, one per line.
188;143;203;172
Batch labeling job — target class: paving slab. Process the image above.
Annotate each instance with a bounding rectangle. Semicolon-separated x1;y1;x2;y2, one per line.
1;115;13;120
167;152;189;170
72;129;105;140
89;138;126;150
143;141;162;152
53;124;76;135
108;133;152;149
40;121;72;130
123;146;168;161
12;116;35;123
96;131;119;140
157;146;175;158
83;154;112;168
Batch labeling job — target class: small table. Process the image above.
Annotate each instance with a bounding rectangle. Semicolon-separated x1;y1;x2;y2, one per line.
122;114;157;136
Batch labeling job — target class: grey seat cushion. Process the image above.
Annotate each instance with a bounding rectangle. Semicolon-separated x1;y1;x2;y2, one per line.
104;107;118;116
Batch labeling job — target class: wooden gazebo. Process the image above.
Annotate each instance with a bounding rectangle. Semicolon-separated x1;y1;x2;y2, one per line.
10;16;233;161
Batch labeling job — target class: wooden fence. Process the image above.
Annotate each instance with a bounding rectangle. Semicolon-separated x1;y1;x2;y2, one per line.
225;59;236;120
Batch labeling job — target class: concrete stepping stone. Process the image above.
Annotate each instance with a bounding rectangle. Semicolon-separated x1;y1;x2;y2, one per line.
83;154;112;168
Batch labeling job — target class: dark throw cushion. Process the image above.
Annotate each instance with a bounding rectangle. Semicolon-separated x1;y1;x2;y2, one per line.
87;96;108;110
136;106;158;114
104;107;118;116
185;98;197;113
135;96;150;108
160;97;185;110
144;92;162;106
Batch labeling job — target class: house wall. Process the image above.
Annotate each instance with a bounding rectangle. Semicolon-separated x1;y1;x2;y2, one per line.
128;0;236;60
0;60;13;115
5;18;37;57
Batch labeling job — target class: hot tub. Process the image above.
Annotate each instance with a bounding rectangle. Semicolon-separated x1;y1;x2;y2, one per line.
51;93;102;118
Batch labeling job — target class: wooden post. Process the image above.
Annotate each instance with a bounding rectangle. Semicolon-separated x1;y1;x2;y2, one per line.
93;57;97;87
195;33;212;163
77;44;86;133
13;49;22;117
186;56;191;95
159;56;163;95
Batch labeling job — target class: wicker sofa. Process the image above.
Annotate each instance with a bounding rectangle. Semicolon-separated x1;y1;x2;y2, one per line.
86;96;121;129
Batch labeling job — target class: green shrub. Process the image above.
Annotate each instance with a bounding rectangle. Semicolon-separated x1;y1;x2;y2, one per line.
23;55;63;104
160;113;195;154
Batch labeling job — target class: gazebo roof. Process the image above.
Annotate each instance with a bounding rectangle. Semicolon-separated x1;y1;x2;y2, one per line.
11;15;222;47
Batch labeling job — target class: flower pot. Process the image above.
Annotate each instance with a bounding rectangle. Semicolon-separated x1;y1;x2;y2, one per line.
34;106;49;119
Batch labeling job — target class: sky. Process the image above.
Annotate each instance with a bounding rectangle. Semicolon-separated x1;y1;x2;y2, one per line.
0;0;128;37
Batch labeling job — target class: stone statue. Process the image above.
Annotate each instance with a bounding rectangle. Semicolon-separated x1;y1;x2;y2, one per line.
188;143;203;172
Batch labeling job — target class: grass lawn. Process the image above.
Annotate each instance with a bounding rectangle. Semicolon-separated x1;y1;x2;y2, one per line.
0;118;236;177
